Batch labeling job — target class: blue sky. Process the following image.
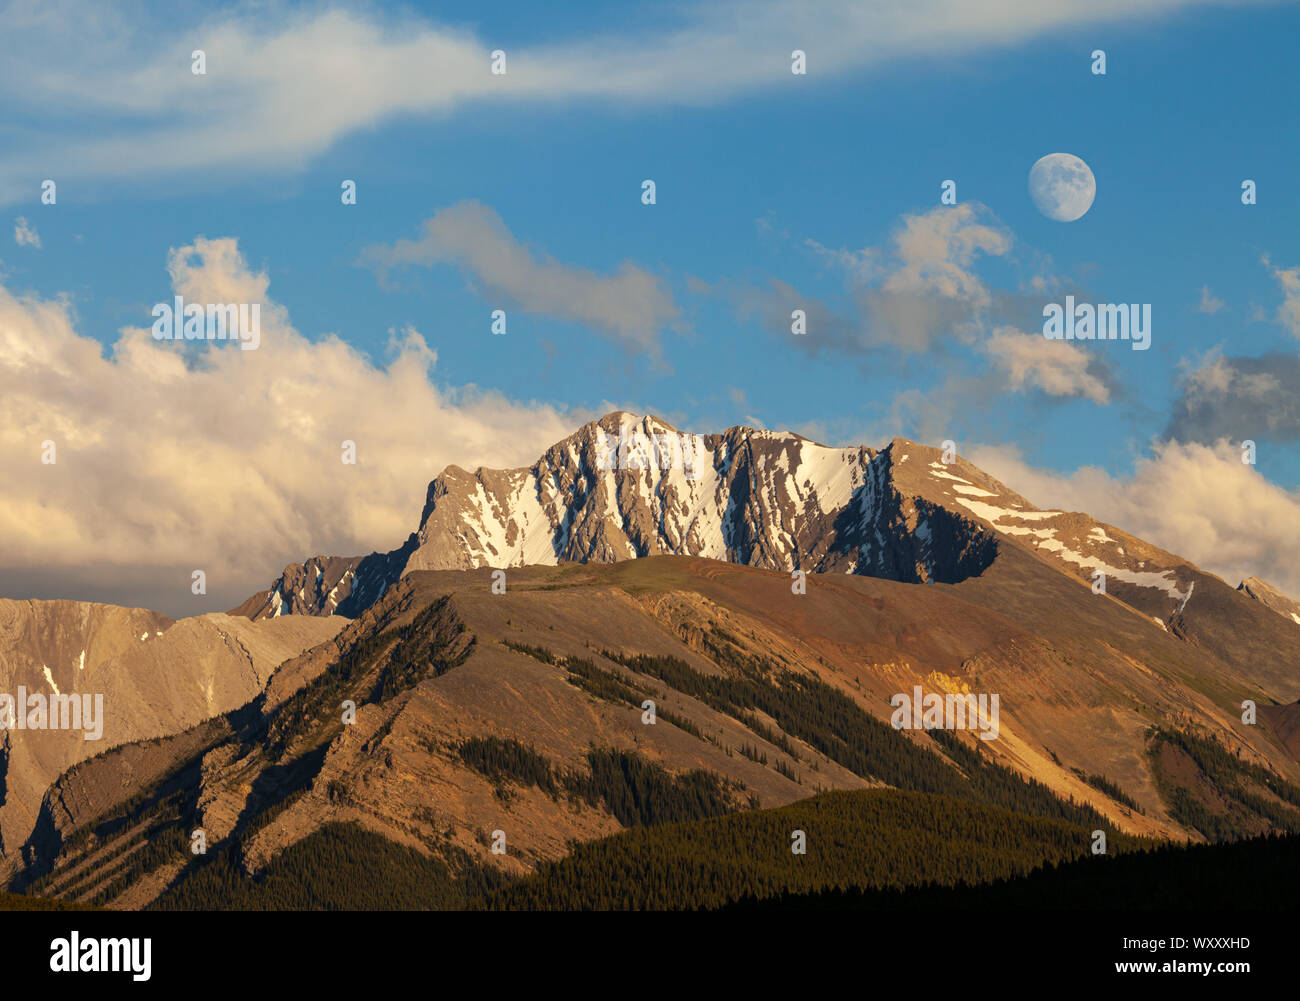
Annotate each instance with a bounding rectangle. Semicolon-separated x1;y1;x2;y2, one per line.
3;0;1299;609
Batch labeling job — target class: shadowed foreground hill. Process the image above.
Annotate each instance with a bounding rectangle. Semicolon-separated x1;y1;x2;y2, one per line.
109;788;1149;911
8;553;1300;910
483;788;1149;911
0;890;94;911
733;828;1300;911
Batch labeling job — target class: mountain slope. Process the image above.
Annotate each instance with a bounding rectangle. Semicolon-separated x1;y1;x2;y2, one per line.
0;598;343;871
241;413;1298;640
238;412;1002;620
10;413;1300;910
1238;576;1300;627
16;552;1300;909
235;411;1300;701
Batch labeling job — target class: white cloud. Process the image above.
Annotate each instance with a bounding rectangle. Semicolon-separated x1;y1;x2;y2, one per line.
0;236;584;614
984;326;1110;403
760;203;1014;355
863;204;1014;351
969;438;1300;599
1263;255;1300;337
1196;284;1224;314
362;201;680;360
803;238;880;284
1183;349;1278;399
13;217;40;248
0;0;1247;201
881;203;1011;306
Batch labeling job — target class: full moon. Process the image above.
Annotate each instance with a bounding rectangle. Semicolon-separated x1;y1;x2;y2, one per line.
1028;153;1096;222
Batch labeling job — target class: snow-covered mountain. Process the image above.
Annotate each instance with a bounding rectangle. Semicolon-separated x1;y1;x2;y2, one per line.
239;412;977;618
237;412;1273;632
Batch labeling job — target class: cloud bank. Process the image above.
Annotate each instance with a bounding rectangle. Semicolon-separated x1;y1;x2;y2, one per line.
0;236;582;614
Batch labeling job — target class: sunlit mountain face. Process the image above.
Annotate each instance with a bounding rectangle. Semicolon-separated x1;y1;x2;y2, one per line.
0;4;1297;980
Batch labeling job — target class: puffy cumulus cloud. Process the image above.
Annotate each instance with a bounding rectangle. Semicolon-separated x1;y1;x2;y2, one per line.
0;0;1238;202
1263;255;1300;337
858;210;1011;353
968;439;1300;599
984;327;1111;403
1164;349;1300;443
731;203;1013;356
166;236;280;318
881;203;1011;306
0;237;583;615
362;202;680;362
730;206;1116;405
832;203;1012;354
13;217;40;248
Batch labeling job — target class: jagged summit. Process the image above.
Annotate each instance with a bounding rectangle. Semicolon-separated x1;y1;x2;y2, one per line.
235;413;1288;632
1239;576;1300;626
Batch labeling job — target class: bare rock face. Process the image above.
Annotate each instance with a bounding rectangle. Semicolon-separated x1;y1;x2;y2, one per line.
196;742;255;845
1238;576;1300;627
0;598;344;866
404;412;885;573
228;410;1300;696
240;413;1011;619
879;442;1206;621
241;411;1254;632
229;556;365;620
233;548;415;622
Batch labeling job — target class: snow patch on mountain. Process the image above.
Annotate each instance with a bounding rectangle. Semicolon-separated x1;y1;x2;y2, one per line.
240;413;1220;626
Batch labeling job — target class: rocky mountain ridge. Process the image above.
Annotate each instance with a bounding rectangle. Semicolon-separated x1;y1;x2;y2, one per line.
242;412;1292;636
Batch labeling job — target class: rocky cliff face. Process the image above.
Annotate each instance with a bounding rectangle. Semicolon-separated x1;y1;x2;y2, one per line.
0;598;344;868
1238;575;1300;627
242;413;1012;620
229;555;365;619
242;411;1263;635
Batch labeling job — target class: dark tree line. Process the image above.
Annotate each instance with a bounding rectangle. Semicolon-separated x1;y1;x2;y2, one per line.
483;788;1148;911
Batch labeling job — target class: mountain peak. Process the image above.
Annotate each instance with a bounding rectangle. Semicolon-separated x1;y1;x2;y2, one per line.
1239;575;1300;626
588;410;679;433
236;416;1216;629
